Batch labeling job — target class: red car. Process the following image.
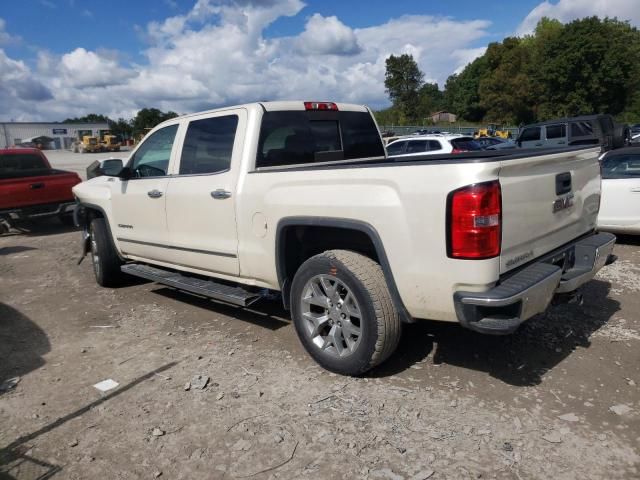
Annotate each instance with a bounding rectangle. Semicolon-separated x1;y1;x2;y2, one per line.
0;148;82;233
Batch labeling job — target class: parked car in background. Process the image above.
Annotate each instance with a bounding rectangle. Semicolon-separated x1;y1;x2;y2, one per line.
597;146;640;234
516;114;627;150
0;148;81;233
475;137;516;150
413;128;441;135
386;135;482;157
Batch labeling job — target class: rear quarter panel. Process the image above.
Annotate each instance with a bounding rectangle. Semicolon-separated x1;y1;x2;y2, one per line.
237;161;502;322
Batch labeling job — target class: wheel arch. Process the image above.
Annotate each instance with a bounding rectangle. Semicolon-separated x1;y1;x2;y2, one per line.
275;217;412;323
75;202;125;261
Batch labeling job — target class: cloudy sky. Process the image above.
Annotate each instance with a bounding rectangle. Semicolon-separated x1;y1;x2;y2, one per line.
1;0;638;121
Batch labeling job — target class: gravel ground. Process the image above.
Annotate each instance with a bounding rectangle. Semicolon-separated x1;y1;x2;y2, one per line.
0;222;639;479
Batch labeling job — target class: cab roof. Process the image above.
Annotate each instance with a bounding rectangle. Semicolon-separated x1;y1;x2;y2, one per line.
174;101;369;121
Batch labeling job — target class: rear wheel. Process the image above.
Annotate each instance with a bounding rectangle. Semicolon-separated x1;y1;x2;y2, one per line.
90;218;124;287
291;250;402;375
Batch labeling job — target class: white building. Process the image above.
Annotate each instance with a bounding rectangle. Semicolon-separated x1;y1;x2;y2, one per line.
0;122;110;150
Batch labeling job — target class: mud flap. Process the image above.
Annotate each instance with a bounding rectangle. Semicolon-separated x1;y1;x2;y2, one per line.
74;205;91;265
77;228;91;265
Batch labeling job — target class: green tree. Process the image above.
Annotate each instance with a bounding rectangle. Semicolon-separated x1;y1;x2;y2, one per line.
478;37;536;124
109;118;133;139
535;17;640;119
131;108;179;137
417;82;444;121
384;54;424;122
443;56;488;122
63;113;111;124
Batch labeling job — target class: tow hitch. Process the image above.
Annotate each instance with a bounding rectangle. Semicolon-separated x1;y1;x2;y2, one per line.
553;289;584;306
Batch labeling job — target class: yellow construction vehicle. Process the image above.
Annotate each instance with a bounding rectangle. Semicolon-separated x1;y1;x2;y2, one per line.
475;123;512;139
72;135;101;153
99;131;121;152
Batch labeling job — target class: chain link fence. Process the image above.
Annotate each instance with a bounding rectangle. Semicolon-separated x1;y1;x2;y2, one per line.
379;125;520;137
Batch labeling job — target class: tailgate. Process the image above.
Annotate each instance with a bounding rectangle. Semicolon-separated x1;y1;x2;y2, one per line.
0;171;80;210
499;147;601;274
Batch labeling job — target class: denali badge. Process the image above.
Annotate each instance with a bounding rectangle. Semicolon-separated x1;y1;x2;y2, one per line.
506;250;534;268
552;193;574;213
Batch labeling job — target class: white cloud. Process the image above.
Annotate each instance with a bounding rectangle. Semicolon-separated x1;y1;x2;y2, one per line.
0;1;494;120
59;48;136;88
0;49;52;120
0;18;20;46
296;14;361;55
517;0;640;35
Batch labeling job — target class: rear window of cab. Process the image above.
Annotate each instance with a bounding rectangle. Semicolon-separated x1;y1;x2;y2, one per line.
0;153;48;178
256;111;385;168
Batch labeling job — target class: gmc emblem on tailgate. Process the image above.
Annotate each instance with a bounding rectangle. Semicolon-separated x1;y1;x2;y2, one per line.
553;193;574;213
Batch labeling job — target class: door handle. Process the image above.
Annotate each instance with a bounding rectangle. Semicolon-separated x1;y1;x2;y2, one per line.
631;188;640;193
30;182;45;190
211;189;232;199
535;143;543;146
147;189;163;198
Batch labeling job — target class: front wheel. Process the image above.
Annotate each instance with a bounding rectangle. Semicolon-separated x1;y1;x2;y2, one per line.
89;218;124;287
290;250;402;375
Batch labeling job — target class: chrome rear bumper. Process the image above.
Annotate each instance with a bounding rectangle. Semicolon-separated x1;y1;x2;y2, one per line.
454;232;616;335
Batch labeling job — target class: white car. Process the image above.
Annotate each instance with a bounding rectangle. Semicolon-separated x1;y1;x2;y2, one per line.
386;134;482;157
598;147;640;234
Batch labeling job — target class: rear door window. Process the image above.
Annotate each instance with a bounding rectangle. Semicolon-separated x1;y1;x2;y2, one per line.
256;110;384;168
545;124;566;139
406;140;428;153
570;121;594;137
179;115;238;175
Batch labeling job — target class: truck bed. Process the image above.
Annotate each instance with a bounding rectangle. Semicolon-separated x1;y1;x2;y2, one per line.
0;169;81;210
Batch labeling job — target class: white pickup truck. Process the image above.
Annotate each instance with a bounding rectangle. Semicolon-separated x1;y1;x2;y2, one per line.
73;101;616;375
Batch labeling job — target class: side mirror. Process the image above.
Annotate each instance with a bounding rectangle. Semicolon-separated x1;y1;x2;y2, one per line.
86;158;124;179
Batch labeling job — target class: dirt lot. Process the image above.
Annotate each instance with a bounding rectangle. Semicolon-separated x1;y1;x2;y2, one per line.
1;220;639;479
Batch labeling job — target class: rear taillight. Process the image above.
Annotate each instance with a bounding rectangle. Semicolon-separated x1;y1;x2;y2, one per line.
451;148;467;154
304;101;338;111
447;181;501;259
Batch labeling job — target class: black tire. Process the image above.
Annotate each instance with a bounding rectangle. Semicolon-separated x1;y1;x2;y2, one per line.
89;218;124;287
290;250;402;376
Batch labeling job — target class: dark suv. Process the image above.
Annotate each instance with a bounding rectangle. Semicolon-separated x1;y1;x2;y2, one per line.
516;114;627;150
